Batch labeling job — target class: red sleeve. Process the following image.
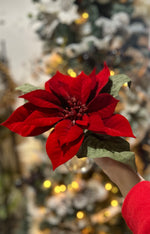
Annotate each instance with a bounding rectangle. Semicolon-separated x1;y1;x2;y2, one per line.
122;181;150;234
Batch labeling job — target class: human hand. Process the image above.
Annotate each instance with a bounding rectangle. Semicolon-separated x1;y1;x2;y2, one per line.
94;157;144;197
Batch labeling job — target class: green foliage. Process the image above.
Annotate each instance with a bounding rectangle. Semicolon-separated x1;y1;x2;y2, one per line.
16;83;41;94
54;24;78;45
111;3;134;16
77;132;136;171
88;5;100;23
110;74;131;98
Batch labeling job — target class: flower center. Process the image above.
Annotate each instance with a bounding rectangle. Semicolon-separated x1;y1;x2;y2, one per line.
63;97;87;123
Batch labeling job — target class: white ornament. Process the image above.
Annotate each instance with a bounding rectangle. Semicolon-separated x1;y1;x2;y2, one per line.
112;12;130;26
65;35;111;58
80;22;92;36
58;4;79;25
38;0;79;25
95;12;129;37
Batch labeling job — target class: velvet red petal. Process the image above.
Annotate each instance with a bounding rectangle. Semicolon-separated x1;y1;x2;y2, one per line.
89;68;97;90
88;112;105;132
103;114;135;137
20;89;62;110
54;119;83;146
88;93;119;118
45;71;71;100
46;130;84;170
69;72;92;104
25;110;62;127
76;115;89;128
45;71;92;104
1;103;35;126
1;103;51;136
96;63;110;95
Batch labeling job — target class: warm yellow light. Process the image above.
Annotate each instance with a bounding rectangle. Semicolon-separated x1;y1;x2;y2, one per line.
111;200;118;207
71;181;79;189
54;185;61;194
76;211;85;219
67;68;73;74
67;69;76;77
110;70;115;76
75;18;84;24
104;211;111;217
105;183;112;191
60;184;67;192
111;186;118;194
67;184;73;191
70;71;76;77
82;12;89;19
123;82;128;87
43;180;51;189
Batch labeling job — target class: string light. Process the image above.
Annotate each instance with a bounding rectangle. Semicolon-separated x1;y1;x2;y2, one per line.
111;186;119;194
67;68;73;74
43;180;52;189
123;82;128;87
104;211;111;217
67;184;73;191
67;68;77;77
111;199;119;207
76;211;85;219
67;181;79;191
82;12;89;19
70;72;76;77
54;184;67;193
59;184;67;192
71;181;79;189
110;70;115;76
75;12;89;24
105;183;112;191
54;185;61;194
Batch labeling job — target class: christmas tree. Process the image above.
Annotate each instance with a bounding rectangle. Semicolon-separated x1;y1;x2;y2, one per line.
1;0;150;233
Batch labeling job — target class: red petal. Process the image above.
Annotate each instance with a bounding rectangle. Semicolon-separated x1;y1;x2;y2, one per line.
1;103;34;126
76;115;89;128
70;72;92;104
25;110;62;127
45;71;71;99
45;71;92;104
103;114;135;137
88;93;119;118
88;112;105;132
46;130;84;170
20;89;62;110
96;63;110;95
89;67;97;90
1;103;51;136
55;119;83;146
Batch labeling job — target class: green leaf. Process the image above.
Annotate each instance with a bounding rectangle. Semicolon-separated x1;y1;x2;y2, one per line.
110;74;131;98
16;83;42;94
77;133;136;171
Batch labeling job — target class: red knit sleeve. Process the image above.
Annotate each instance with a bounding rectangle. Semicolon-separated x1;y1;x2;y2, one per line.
122;181;150;234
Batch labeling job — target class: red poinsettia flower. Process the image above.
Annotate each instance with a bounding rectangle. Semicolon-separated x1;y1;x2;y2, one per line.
1;64;135;170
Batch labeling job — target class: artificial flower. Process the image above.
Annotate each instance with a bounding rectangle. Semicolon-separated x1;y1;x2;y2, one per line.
1;64;135;170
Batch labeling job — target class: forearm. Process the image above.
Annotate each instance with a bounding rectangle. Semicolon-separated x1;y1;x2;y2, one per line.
94;157;144;197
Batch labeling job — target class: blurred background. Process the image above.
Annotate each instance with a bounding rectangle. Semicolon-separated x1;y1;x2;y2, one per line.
0;0;150;233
